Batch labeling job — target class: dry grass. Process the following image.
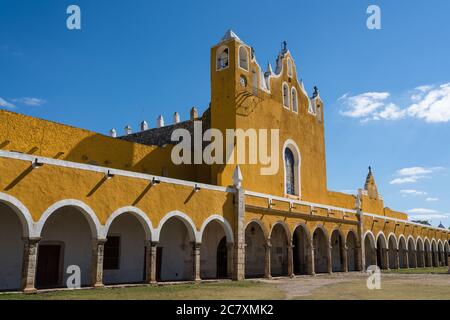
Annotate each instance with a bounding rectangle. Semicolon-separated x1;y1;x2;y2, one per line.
1;272;449;300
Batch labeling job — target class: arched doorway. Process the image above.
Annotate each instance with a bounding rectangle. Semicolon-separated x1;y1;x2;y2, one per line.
36;206;96;289
0;202;27;291
364;233;376;269
346;231;357;271
245;222;266;278
431;241;438;267
438;242;444;267
424;240;431;267
200;220;229;279
416;239;425;268
270;224;289;277
158;216;195;281
313;227;329;274
444;241;450;266
407;238;416;268
330;230;344;272
388;235;398;269
376;234;388;270
398;237;408;268
292;225;310;275
103;213;148;285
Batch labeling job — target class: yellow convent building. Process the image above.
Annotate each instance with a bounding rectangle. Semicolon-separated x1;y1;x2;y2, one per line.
0;30;449;293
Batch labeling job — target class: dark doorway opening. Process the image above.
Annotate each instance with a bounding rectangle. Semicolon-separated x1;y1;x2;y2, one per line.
36;244;62;289
216;237;228;278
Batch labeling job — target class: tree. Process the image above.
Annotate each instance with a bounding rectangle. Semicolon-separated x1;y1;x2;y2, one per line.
411;220;431;226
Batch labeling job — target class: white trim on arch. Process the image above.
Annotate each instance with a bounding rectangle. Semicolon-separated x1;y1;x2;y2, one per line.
416;237;425;250
282;139;301;197
199;215;234;244
103;206;154;240
238;45;249;72
387;233;398;249
406;235;416;250
269;221;292;242
154;211;200;243
282;82;290;109
0;192;35;237
363;230;376;248
375;231;387;248
36;199;102;239
245;219;269;239
397;234;407;249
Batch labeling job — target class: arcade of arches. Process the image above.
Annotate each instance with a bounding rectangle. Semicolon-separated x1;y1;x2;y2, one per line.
0;194;449;293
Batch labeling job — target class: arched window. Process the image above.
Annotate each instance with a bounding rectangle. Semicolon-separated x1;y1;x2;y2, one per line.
216;46;229;71
291;87;298;113
285;148;295;195
287;58;293;77
282;83;290;109
238;46;249;71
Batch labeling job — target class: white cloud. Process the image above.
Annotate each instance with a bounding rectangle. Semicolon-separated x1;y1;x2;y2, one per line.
339;83;450;123
13;97;46;106
400;189;427;196
426;197;439;202
407;83;450;123
0;97;15;108
407;208;449;220
390;166;444;185
340;92;391;119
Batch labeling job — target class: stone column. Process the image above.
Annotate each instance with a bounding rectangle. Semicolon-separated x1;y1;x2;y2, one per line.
404;250;410;269
91;239;106;288
145;241;158;284
21;237;40;294
355;244;363;271
192;242;201;281
264;240;272;279
356;204;365;272
227;243;234;279
327;244;333;274
382;248;389;270
308;244;316;275
287;243;294;278
412;251;417;268
342;246;349;272
396;249;400;269
232;166;245;281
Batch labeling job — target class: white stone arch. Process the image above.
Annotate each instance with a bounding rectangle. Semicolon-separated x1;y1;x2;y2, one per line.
282;139;301;197
363;230;376;248
199;215;234;244
154;211;199;243
291;87;298;113
346;229;359;246
36;199;102;239
431;238;437;250
397;234;407;249
103;206;154;240
437;239;444;251
445;240;450;252
292;222;311;241
387;233;398;249
245;219;269;239
376;231;388;248
269;221;292;243
238;45;249;71
311;224;330;243
0;192;35;237
416;237;425;250
406;235;416;250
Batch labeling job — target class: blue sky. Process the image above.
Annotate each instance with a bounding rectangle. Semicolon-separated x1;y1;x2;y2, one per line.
1;0;450;227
